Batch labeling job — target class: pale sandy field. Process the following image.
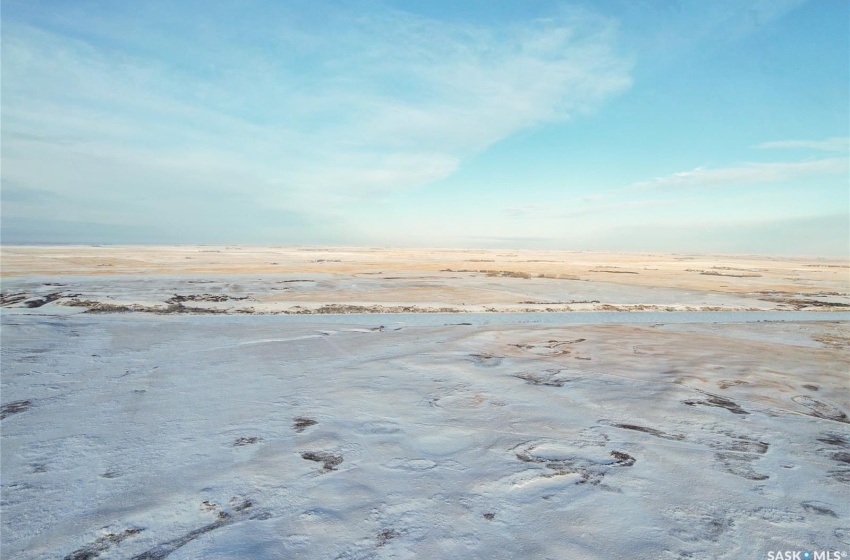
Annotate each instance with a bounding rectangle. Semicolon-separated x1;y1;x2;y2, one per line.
1;246;848;313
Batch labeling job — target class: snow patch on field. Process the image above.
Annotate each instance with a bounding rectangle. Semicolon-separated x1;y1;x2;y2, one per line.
1;313;848;559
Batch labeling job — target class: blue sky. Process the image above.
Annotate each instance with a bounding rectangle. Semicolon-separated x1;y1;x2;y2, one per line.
2;0;848;254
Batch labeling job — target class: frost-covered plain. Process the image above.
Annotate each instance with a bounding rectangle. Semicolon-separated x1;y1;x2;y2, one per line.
2;312;849;559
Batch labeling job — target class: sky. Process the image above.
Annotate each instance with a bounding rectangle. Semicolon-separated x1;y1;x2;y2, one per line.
1;0;848;255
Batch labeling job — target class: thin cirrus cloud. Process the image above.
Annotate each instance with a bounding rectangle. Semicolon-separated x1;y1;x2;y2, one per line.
630;156;848;191
503;142;847;221
1;5;633;230
754;137;849;152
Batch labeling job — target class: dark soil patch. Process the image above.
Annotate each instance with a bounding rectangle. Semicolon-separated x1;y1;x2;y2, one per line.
293;417;317;433
790;300;850;308
166;294;249;304
1;400;32;419
818;433;850;447
0;292;29;306
610;451;636;466
65;300;136;313
233;436;261;446
513;371;569;387
64;528;144;560
831;452;850;465
829;469;850;483
24;292;65;308
301;451;343;471
611;423;685;441
512;369;579;387
792;396;849;423
801;501;837;517
130;499;255;560
684;394;749;415
377;528;400;547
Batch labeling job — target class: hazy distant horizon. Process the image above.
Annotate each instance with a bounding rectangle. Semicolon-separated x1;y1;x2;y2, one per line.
2;1;848;255
1;233;848;259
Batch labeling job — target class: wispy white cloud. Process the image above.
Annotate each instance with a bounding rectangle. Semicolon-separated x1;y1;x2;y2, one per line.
559;198;678;218
754;137;850;152
502;153;847;223
504;204;550;218
631;158;848;191
1;5;633;236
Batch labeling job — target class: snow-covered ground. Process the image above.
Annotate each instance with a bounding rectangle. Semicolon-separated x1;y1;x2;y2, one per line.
1;272;847;315
2;312;848;559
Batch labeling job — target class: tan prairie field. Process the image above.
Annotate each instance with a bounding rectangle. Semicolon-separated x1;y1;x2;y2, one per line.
1;246;848;313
